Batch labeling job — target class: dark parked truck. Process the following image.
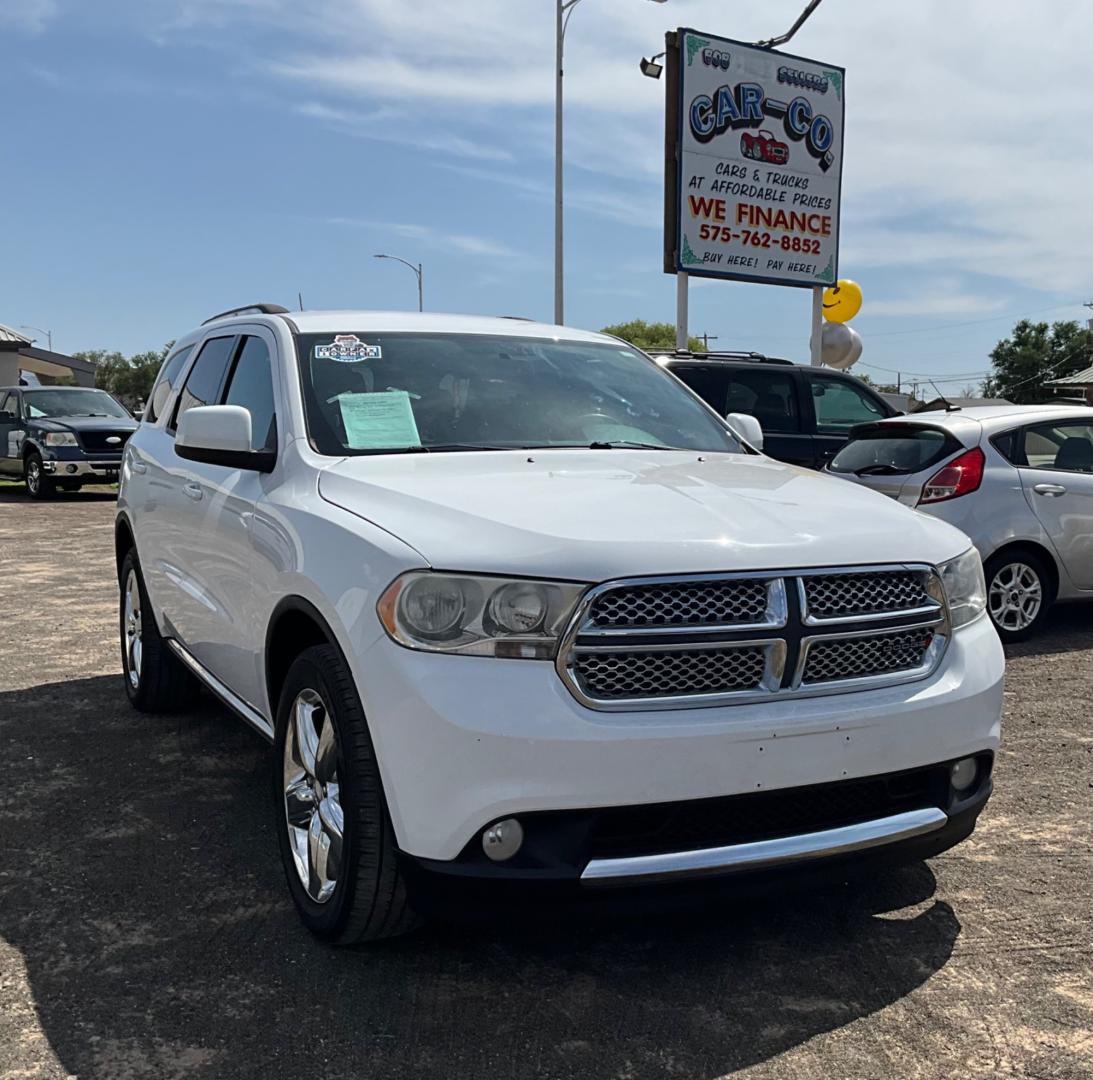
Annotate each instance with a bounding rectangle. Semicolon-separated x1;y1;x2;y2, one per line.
0;386;138;498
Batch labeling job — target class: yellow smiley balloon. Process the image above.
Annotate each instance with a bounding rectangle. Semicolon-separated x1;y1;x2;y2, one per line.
822;279;863;323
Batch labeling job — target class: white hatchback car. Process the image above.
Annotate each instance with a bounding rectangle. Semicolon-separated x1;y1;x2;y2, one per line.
115;306;1003;943
828;405;1093;641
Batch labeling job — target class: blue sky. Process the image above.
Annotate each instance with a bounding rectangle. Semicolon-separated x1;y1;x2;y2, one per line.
5;0;1092;392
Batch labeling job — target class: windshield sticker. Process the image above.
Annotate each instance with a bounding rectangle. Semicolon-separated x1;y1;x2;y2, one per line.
315;335;382;362
335;390;421;450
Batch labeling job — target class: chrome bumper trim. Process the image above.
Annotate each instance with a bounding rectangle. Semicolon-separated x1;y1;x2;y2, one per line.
42;459;121;477
580;806;948;885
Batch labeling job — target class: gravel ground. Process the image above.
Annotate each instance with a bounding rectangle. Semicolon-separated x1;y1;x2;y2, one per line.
0;484;1090;1080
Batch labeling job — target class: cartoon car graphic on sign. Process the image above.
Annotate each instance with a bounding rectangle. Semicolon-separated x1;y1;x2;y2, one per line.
740;130;789;165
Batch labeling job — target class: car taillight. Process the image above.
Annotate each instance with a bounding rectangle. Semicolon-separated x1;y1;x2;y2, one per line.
918;447;985;505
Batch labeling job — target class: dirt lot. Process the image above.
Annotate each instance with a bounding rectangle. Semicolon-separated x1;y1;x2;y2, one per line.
0;484;1091;1080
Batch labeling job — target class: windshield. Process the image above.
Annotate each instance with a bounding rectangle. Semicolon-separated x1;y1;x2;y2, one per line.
295;332;742;456
23;389;131;420
829;424;959;476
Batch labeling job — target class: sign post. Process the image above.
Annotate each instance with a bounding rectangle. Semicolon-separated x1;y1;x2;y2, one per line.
810;286;823;366
664;29;845;355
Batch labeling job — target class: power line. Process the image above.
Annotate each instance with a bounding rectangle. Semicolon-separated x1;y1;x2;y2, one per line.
863;301;1083;338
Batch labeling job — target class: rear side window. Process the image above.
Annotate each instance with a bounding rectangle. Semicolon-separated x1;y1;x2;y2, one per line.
223;336;277;451
0;391;16;416
1019;420;1093;472
669;365;729;414
171;336;236;431
810;374;887;432
146;345;193;423
725;369;800;433
829;424;960;476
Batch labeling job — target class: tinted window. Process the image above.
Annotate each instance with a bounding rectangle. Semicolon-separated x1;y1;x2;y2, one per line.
147;345;193;423
1020;420;1093;473
725;369;800;433
669;365;729;413
811;375;886;432
172;337;236;430
0;392;15;416
294;333;742;456
224;336;277;451
22;388;131;419
829;424;960;476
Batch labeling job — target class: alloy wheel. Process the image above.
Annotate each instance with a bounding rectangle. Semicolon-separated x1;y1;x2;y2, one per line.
123;569;143;688
283;689;344;904
26;460;40;495
988;561;1042;632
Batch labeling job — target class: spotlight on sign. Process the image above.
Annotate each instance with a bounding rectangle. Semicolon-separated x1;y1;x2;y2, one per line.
815;321;863;370
640;53;665;79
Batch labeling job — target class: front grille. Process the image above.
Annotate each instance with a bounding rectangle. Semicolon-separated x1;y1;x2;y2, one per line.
802;570;931;621
803;627;936;684
589;579;770;630
573;646;767;700
558;566;947;710
77;430;132;453
588;764;951;859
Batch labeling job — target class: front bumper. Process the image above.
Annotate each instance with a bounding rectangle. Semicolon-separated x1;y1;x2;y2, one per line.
356;613;1004;865
41;457;121;480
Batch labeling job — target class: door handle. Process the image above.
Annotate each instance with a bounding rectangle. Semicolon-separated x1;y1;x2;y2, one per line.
1033;483;1067;497
131;461;147;474
183;481;204;501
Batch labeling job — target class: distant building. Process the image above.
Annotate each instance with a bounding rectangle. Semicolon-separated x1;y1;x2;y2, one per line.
0;323;95;387
912;396;1013;413
879;391;915;414
1045;364;1093;406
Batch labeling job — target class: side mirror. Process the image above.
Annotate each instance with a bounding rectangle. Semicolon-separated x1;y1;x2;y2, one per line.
726;412;764;451
175;405;275;473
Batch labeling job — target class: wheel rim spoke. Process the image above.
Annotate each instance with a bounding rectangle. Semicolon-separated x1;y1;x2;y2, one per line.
124;570;142;688
283;687;343;904
989;562;1041;631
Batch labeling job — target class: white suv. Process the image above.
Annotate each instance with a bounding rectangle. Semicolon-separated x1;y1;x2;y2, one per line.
116;306;1004;943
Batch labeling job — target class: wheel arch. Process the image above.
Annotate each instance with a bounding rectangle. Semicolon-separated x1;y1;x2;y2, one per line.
264;597;350;719
114;514;136;582
983;539;1060;604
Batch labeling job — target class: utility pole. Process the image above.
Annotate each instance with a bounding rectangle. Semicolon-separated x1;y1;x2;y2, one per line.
701;333;718;350
1083;299;1093;332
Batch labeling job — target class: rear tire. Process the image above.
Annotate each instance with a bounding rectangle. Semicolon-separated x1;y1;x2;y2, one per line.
274;644;420;944
984;549;1053;643
119;549;199;711
24;452;55;500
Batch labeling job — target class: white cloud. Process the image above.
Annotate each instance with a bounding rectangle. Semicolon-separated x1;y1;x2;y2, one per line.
2;0;58;33
326;217;523;260
865;292;1008;319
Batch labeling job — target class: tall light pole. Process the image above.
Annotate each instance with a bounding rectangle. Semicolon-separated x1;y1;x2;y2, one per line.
373;254;424;312
20;325;53;351
555;0;667;326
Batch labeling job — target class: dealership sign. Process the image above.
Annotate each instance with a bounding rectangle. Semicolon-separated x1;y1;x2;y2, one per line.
664;29;845;289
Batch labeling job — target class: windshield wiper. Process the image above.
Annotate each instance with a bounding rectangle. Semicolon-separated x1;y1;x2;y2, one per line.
586;441;686;451
853;463;905;476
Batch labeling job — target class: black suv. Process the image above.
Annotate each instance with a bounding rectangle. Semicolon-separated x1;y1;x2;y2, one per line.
0;386;138;498
652;351;898;468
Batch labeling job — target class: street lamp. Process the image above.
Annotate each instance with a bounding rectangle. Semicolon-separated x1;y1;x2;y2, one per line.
555;0;668;326
373;254;424;312
639;51;665;79
20;325;53;351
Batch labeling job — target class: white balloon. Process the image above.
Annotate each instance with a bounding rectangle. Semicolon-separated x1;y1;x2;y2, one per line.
815;322;863;370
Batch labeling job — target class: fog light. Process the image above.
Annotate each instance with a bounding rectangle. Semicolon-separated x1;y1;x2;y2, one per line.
66;464;78;474
951;757;978;793
482;818;523;862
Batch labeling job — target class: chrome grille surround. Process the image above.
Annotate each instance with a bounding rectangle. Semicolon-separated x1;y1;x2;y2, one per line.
557;565;949;711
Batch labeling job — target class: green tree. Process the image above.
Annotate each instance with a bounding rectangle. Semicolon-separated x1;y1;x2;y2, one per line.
76;344;172;408
982;319;1093;404
600;320;704;353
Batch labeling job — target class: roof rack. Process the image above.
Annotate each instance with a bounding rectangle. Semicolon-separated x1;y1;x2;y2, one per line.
647;348;794;366
201;303;291;325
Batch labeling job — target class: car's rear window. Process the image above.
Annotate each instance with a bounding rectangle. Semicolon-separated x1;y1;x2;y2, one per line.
828;424;960;476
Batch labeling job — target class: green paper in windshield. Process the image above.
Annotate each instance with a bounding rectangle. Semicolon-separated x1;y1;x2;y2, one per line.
336;391;421;450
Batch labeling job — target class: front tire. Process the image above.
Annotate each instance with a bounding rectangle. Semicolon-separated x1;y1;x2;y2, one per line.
24;452;55;500
274;644;419;944
984;550;1052;643
119;549;199;711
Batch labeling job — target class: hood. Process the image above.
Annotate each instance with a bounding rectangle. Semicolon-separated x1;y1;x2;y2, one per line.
318;449;974;582
34;415;138;433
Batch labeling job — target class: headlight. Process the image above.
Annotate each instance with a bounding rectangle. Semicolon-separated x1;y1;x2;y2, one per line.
935;548;986;629
378;572;585;659
43;432;78;447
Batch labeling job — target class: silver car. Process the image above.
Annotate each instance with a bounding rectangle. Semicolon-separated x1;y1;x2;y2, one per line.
828;405;1093;641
